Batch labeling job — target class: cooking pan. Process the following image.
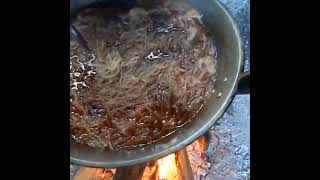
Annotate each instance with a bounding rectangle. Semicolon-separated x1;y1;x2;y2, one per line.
70;0;250;168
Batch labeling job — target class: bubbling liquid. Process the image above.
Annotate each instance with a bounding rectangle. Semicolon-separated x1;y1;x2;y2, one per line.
70;0;217;150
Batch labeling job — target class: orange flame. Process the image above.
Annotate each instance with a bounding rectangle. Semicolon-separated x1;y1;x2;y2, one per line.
157;154;178;180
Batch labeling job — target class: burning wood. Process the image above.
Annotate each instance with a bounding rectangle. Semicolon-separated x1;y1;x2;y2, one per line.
141;162;158;180
113;164;146;180
73;167;116;180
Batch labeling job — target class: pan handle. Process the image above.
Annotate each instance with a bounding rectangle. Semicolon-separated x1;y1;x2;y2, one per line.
236;71;250;94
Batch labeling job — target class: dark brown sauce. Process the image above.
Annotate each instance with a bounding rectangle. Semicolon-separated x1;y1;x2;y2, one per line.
70;0;217;150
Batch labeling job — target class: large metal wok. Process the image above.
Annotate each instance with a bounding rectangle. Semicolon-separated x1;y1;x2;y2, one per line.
70;0;250;168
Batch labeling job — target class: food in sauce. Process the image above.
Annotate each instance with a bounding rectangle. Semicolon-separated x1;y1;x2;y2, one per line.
70;0;217;150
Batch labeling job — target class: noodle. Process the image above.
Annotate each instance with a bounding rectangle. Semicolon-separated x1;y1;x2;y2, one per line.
70;0;217;150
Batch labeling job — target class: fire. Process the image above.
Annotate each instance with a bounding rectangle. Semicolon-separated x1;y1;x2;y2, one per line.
157;154;178;180
73;137;207;180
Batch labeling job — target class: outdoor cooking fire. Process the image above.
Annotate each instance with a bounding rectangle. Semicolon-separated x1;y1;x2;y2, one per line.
73;136;208;180
141;153;182;180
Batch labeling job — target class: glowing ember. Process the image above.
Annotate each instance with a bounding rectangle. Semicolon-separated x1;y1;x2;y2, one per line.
157;154;178;180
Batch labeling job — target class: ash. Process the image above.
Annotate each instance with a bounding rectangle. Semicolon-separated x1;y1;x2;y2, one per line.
187;95;250;180
219;0;250;71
